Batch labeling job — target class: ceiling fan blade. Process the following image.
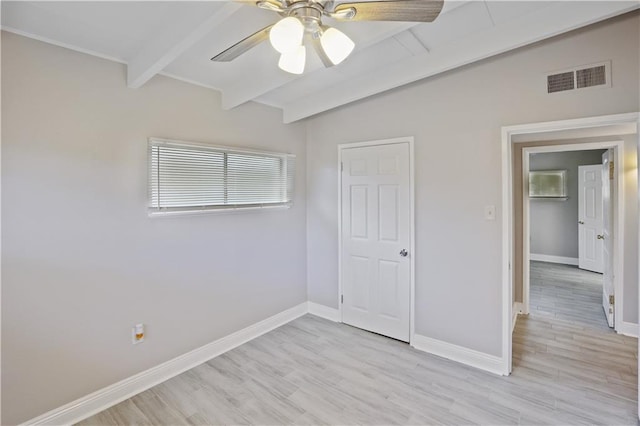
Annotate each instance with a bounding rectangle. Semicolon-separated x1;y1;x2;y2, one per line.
255;0;286;13
211;24;273;62
333;0;444;22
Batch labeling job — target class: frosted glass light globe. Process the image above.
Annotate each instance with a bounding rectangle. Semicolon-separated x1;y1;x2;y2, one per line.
320;27;354;65
278;45;306;74
270;17;304;54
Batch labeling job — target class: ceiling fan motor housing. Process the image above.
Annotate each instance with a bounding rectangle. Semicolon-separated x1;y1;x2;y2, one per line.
285;2;324;36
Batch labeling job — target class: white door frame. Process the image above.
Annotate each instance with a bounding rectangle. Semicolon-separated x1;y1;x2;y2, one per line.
501;112;640;377
521;141;624;327
338;136;416;343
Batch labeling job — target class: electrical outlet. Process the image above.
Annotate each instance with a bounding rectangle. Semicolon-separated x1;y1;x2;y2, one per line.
132;323;145;344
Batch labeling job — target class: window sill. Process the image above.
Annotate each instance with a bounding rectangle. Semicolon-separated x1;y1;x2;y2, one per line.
148;204;292;218
530;197;569;201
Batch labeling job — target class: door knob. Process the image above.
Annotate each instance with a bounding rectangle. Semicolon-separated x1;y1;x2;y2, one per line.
597;234;604;240
399;249;408;257
578;220;584;225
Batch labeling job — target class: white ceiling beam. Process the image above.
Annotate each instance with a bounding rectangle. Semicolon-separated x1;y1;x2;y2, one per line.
394;30;430;55
282;1;640;123
220;22;421;110
127;2;242;89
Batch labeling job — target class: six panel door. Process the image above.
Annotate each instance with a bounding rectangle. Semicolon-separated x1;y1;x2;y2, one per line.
578;164;604;273
341;143;411;342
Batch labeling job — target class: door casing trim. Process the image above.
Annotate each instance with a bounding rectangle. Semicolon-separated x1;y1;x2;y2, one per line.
501;112;640;377
337;136;416;343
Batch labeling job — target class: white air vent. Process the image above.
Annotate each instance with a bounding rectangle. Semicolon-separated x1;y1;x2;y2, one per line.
547;71;575;93
545;61;611;94
576;64;607;88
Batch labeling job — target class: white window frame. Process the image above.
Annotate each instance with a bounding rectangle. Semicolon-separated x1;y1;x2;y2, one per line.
148;137;295;217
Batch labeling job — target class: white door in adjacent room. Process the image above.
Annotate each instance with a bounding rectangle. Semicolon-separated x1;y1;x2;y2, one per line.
340;142;411;342
601;150;614;327
578;164;604;273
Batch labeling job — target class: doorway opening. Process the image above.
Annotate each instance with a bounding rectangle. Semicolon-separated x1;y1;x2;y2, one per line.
500;112;640;378
502;115;640;421
521;142;623;332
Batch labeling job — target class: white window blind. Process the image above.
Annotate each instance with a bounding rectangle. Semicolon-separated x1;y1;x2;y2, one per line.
149;139;295;214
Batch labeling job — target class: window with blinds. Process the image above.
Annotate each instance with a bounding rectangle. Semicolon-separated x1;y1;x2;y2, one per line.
149;138;295;215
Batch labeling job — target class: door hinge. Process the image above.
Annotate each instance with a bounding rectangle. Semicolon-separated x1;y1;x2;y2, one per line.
609;294;615;305
609;161;614;180
341;294;344;304
340;162;344;172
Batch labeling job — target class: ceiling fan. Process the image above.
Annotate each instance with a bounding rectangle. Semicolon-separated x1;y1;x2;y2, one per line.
211;0;444;74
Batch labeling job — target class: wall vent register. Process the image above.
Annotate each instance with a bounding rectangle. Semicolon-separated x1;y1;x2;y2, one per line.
148;138;295;215
546;61;610;94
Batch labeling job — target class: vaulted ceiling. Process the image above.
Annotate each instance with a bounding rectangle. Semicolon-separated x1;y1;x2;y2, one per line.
2;1;638;123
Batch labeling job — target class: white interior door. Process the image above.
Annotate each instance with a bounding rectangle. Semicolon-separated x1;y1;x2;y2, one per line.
578;164;604;273
340;142;411;342
601;150;614;327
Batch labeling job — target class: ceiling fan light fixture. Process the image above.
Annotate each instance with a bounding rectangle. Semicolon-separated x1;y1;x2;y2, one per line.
278;45;306;74
320;27;355;65
269;17;304;54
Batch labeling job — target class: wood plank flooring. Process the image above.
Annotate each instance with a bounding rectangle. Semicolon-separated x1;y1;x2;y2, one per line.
80;263;637;425
529;261;610;330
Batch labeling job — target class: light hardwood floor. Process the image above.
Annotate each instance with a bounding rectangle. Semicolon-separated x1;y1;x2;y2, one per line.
529;260;610;330
80;263;637;425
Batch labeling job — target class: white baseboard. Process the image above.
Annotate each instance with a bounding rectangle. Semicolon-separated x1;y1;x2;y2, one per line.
512;302;523;332
411;334;506;376
530;253;579;266
22;303;308;426
307;302;341;322
617;321;639;338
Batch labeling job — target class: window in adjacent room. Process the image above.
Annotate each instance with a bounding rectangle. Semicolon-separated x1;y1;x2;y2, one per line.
148;138;295;215
529;170;568;199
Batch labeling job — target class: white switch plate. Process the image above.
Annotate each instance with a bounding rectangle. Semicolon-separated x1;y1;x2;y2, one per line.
485;205;496;221
132;323;145;344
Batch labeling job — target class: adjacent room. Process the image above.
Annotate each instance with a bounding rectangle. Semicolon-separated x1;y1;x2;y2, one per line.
528;148;610;327
2;1;640;425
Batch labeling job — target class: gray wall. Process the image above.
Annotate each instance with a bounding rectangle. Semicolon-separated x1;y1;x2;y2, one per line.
1;32;307;425
529;149;606;259
306;12;639;357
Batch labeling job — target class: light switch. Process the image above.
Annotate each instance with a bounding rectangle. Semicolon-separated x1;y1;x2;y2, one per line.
485;205;496;221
